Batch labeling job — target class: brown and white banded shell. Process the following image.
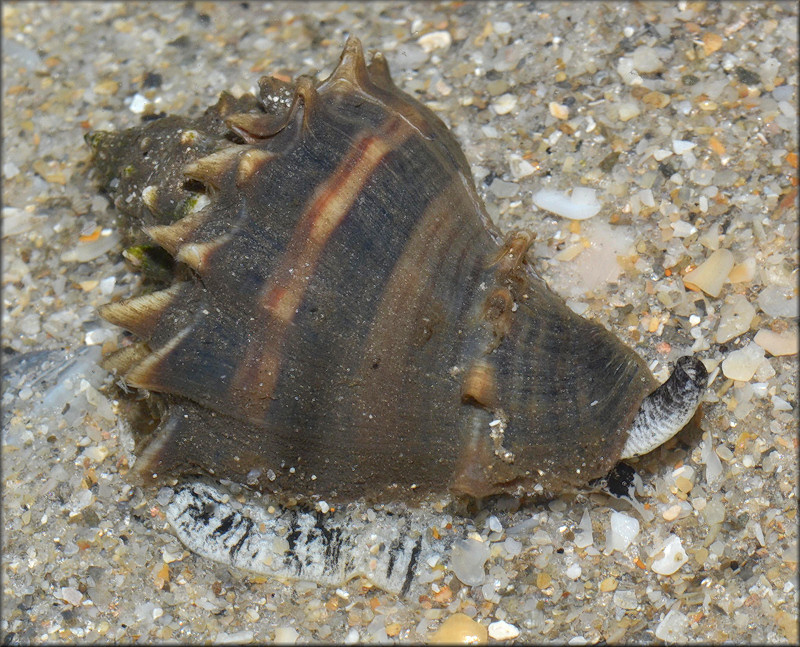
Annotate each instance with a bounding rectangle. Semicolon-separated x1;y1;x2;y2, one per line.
88;37;706;505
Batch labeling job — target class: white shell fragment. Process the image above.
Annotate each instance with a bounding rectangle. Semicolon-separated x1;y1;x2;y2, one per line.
605;511;639;554
449;537;491;587
488;620;520;641
417;30;452;52
672;139;696;155
757;285;798;318
651;535;689;575
655;608;689;642
532;188;602;220
574;509;594;549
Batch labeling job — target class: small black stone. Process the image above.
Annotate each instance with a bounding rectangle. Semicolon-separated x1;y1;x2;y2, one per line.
599;151;621;173
659;161;675;178
168;34;191;48
142;72;162;89
735;66;760;86
141;112;167;123
604;462;638;499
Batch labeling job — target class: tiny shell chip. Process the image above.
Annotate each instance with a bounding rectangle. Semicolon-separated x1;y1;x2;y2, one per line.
605;511;640;553
488;620;520;641
683;249;734;297
574;509;594;549
532;188;601;220
450;537;491;586
429;613;488;644
757;285;798;318
651;534;689;575
655;608;689;642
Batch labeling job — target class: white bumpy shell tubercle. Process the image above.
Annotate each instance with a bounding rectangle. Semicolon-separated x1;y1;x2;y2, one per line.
620;356;708;459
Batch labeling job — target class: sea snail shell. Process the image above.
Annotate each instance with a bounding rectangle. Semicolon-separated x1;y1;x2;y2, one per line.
88;37;707;505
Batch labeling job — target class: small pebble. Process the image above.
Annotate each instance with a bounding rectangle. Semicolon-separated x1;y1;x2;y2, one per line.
532;188;601;220
3;161;20;179
613;589;638;610
651;535;689;575
417;30;452;53
503;537;522;557
129;93;149;114
488;620;520;641
94;79;119;95
721;341;765;381
757;285;798;318
60;587;83;606
549;101;569;120
492;93;517;115
61;230;121;263
642;90;670;109
489;178;519;199
274;626;299;644
772;395;793;411
655;608;689;642
672;139;696;155
565;564;582;580
430;613;487;644
670;220;696;238
632;45;663;73
599;577;617;592
728;258;756;283
683;249;734;297
716;294;755;343
508;154;536;179
487;515;502;533
82;445;109;463
754;328;798;356
703;32;724;56
617;102;640;121
662;504;683;521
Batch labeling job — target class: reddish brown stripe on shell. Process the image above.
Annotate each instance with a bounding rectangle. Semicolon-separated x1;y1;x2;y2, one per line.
231;117;414;421
346;175;497;491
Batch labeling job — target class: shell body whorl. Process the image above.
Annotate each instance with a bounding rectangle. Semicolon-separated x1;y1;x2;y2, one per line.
91;37;669;504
